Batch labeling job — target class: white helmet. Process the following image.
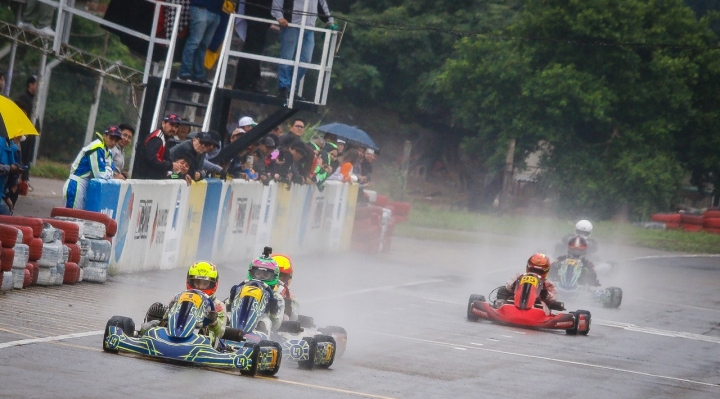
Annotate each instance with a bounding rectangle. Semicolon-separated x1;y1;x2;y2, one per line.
575;220;593;237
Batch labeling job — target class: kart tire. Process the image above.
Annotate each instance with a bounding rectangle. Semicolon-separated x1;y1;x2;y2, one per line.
317;326;347;358
257;340;283;376
65;243;81;264
467;294;485;322
51;208;117;237
103;316;135;353
313;334;337;369
297;336;318;370
0;224;19;248
28;238;42;261
1;248;15;272
0;216;43;238
54;217;106;239
63;262;80;285
298;315;314;328
144;302;167;323
277;320;302;333
603;287;623;309
41;219;80;244
9;225;34;246
566;310;591;336
221;327;244;342
239;343;260;377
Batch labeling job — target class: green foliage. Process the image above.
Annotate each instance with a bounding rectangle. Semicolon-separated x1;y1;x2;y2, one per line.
432;0;720;218
31;158;71;180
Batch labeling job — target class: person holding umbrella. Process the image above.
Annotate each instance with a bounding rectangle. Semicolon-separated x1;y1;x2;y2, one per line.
0;95;40;214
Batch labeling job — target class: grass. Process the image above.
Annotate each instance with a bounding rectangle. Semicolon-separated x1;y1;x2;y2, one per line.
395;203;720;254
31;158;71;180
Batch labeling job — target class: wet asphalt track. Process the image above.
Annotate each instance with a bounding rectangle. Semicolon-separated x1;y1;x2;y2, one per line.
0;235;719;399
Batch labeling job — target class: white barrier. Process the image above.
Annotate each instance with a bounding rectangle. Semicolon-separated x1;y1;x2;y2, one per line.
85;179;357;273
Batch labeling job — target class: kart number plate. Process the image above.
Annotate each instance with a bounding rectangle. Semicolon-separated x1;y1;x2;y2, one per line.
566;259;578;266
179;292;203;308
520;275;539;287
240;286;263;301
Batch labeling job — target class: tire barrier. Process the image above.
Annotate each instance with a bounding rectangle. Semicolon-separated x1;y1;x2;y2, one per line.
0;247;14;272
0;224;18;248
50;207;117;237
0;216;43;237
42;219;81;244
87;239;111;262
351;193;410;254
0;270;12;291
40;224;57;243
63;262;80;285
38;241;64;268
649;211;720;234
82;264;107;283
54;217;106;240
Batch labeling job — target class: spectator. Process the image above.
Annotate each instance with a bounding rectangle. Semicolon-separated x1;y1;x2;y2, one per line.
278;118;305;147
0;134;22;215
178;0;223;84
18;0;56;37
233;0;274;93
272;0;336;100
228;137;259;178
270;124;283;143
143;113;182;179
4;136;24;212
359;148;376;186
167;122;191;153
169;131;219;184
14;75;37;187
336;138;346;154
111;123;135;177
327;148;360;183
0;70;5;95
168;155;192;180
200;131;224;176
310;134;325;149
237;116;257;134
253;135;276;184
63;126;122;209
271;140;308;184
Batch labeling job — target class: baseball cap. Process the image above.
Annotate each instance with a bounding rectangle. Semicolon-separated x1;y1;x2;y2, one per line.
238;116;257;127
104;125;123;138
195;131;220;148
337;139;346;144
366;148;375;155
163;114;182;124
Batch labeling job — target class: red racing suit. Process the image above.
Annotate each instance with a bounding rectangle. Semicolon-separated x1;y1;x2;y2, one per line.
506;273;559;305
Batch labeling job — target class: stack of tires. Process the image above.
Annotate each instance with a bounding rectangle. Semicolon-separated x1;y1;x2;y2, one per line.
50;208;116;284
351;205;384;253
36;222;67;286
650;213;681;229
0;217;46;289
702;210;720;234
43;219;82;285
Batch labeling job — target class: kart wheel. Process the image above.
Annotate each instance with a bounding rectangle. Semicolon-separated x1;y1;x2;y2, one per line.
297;336;317;370
240;343;259;376
103;316;135;353
603;287;623;309
144;302;167;323
566;310;591;336
467;294;485;322
313;334;337;369
257;340;283;376
317;326;347;358
298;315;314;328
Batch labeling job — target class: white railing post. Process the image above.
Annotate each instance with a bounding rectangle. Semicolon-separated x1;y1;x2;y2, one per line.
321;32;337;105
52;0;67;54
288;0;311;109
150;1;182;132
314;31;331;104
144;2;162;85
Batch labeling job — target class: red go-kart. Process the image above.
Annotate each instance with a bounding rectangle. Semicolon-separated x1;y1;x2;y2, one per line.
467;273;591;335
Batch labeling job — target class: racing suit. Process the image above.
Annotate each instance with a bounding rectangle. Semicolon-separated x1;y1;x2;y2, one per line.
277;282;299;321
228;281;285;333
62;133;114;209
503;273;559;305
552;256;601;286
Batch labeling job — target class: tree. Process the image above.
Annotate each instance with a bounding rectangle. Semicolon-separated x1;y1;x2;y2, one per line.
433;0;720;218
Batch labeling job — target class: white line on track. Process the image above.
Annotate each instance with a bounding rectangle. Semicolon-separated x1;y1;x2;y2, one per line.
594;320;720;344
0;330;103;350
636;297;720;313
304;279;444;303
363;330;720;388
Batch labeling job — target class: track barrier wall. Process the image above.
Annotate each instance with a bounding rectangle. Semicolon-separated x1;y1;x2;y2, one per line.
85;179;358;273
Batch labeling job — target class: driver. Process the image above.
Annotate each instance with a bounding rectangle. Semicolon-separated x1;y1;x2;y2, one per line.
228;256;285;333
142;261;226;346
558;220;598;256
497;253;562;310
272;253;299;321
552;236;601;286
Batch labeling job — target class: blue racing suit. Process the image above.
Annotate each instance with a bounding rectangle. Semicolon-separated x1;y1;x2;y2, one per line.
0;138;18;215
63;133;114;209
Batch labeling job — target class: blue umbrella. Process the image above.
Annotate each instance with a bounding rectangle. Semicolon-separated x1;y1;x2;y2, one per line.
316;123;378;150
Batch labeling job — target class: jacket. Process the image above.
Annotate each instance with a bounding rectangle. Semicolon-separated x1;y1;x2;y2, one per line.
271;0;333;26
506;273;558;304
143;129;173;179
68;134;114;181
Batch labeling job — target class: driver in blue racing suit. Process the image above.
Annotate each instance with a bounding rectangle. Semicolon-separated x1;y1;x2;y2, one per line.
142;261;226;347
228;253;285;334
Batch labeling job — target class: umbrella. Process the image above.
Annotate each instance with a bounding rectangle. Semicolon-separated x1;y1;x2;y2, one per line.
315;123;378;150
0;96;39;139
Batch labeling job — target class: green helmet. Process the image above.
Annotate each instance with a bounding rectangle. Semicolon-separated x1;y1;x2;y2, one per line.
247;257;280;287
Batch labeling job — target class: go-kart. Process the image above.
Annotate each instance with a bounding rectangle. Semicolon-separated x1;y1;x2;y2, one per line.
226;280;340;369
102;289;282;376
467;273;591;335
550;257;622;308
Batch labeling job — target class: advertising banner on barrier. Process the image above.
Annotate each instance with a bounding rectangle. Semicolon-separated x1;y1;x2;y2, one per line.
213;180;264;263
197;179;224;261
340;183;359;250
255;181;278;255
322;182;344;251
269;183;292;251
145;181;184;269
178;181;208;266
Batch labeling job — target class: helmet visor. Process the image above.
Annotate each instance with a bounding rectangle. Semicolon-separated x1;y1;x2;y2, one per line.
250;268;276;282
188;277;216;291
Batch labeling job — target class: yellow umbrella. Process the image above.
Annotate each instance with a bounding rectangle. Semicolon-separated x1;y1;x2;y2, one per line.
0;95;39;139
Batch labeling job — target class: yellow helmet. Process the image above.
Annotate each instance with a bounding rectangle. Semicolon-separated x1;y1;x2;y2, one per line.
187;261;218;296
272;254;293;277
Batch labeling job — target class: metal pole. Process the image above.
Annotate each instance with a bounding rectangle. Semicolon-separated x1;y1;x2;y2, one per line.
31;57;62;164
288;0;311;109
400;140;412;201
5;5;23;96
63;0;76;44
127;86;147;178
203;13;235;132
52;0;68;54
84;74;104;144
32;53;48;164
500;138;516;211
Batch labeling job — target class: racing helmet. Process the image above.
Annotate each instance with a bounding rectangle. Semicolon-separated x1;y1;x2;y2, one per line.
575;220;593;237
248;257;280;287
272;254;293;285
526;253;551;278
186;261;219;296
568;236;588;258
